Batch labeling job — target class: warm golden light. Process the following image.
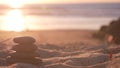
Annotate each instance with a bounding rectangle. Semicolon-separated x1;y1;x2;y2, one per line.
7;0;25;8
2;9;25;32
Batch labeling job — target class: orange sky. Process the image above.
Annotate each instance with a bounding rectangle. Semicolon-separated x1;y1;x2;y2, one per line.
0;0;120;4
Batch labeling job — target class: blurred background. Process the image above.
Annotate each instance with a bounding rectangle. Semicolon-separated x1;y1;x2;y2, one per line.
0;0;120;32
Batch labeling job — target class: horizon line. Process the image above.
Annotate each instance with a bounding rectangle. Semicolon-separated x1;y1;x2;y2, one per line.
0;2;120;5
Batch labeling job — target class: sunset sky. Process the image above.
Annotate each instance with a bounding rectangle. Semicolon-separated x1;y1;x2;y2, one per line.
0;0;120;4
0;0;119;32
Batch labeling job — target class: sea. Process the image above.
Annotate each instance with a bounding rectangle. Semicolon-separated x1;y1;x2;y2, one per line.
0;3;120;31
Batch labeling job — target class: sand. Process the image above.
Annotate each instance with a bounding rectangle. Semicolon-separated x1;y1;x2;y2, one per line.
0;30;120;68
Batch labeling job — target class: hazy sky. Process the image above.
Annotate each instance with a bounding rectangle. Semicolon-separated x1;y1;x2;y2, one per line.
0;0;120;4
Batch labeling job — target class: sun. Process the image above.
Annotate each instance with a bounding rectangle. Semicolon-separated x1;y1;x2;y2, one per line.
2;9;25;32
7;0;25;8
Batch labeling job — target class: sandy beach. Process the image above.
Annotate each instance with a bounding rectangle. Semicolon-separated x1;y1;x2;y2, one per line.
0;30;98;44
0;30;120;68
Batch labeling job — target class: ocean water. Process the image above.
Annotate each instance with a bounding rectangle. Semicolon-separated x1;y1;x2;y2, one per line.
0;3;120;31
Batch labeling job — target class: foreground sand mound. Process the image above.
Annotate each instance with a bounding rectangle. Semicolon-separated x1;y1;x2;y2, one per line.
8;63;39;68
64;53;109;66
107;58;120;68
0;42;120;68
45;63;73;68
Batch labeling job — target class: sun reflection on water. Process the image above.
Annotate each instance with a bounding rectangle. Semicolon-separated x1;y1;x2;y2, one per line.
1;9;26;32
